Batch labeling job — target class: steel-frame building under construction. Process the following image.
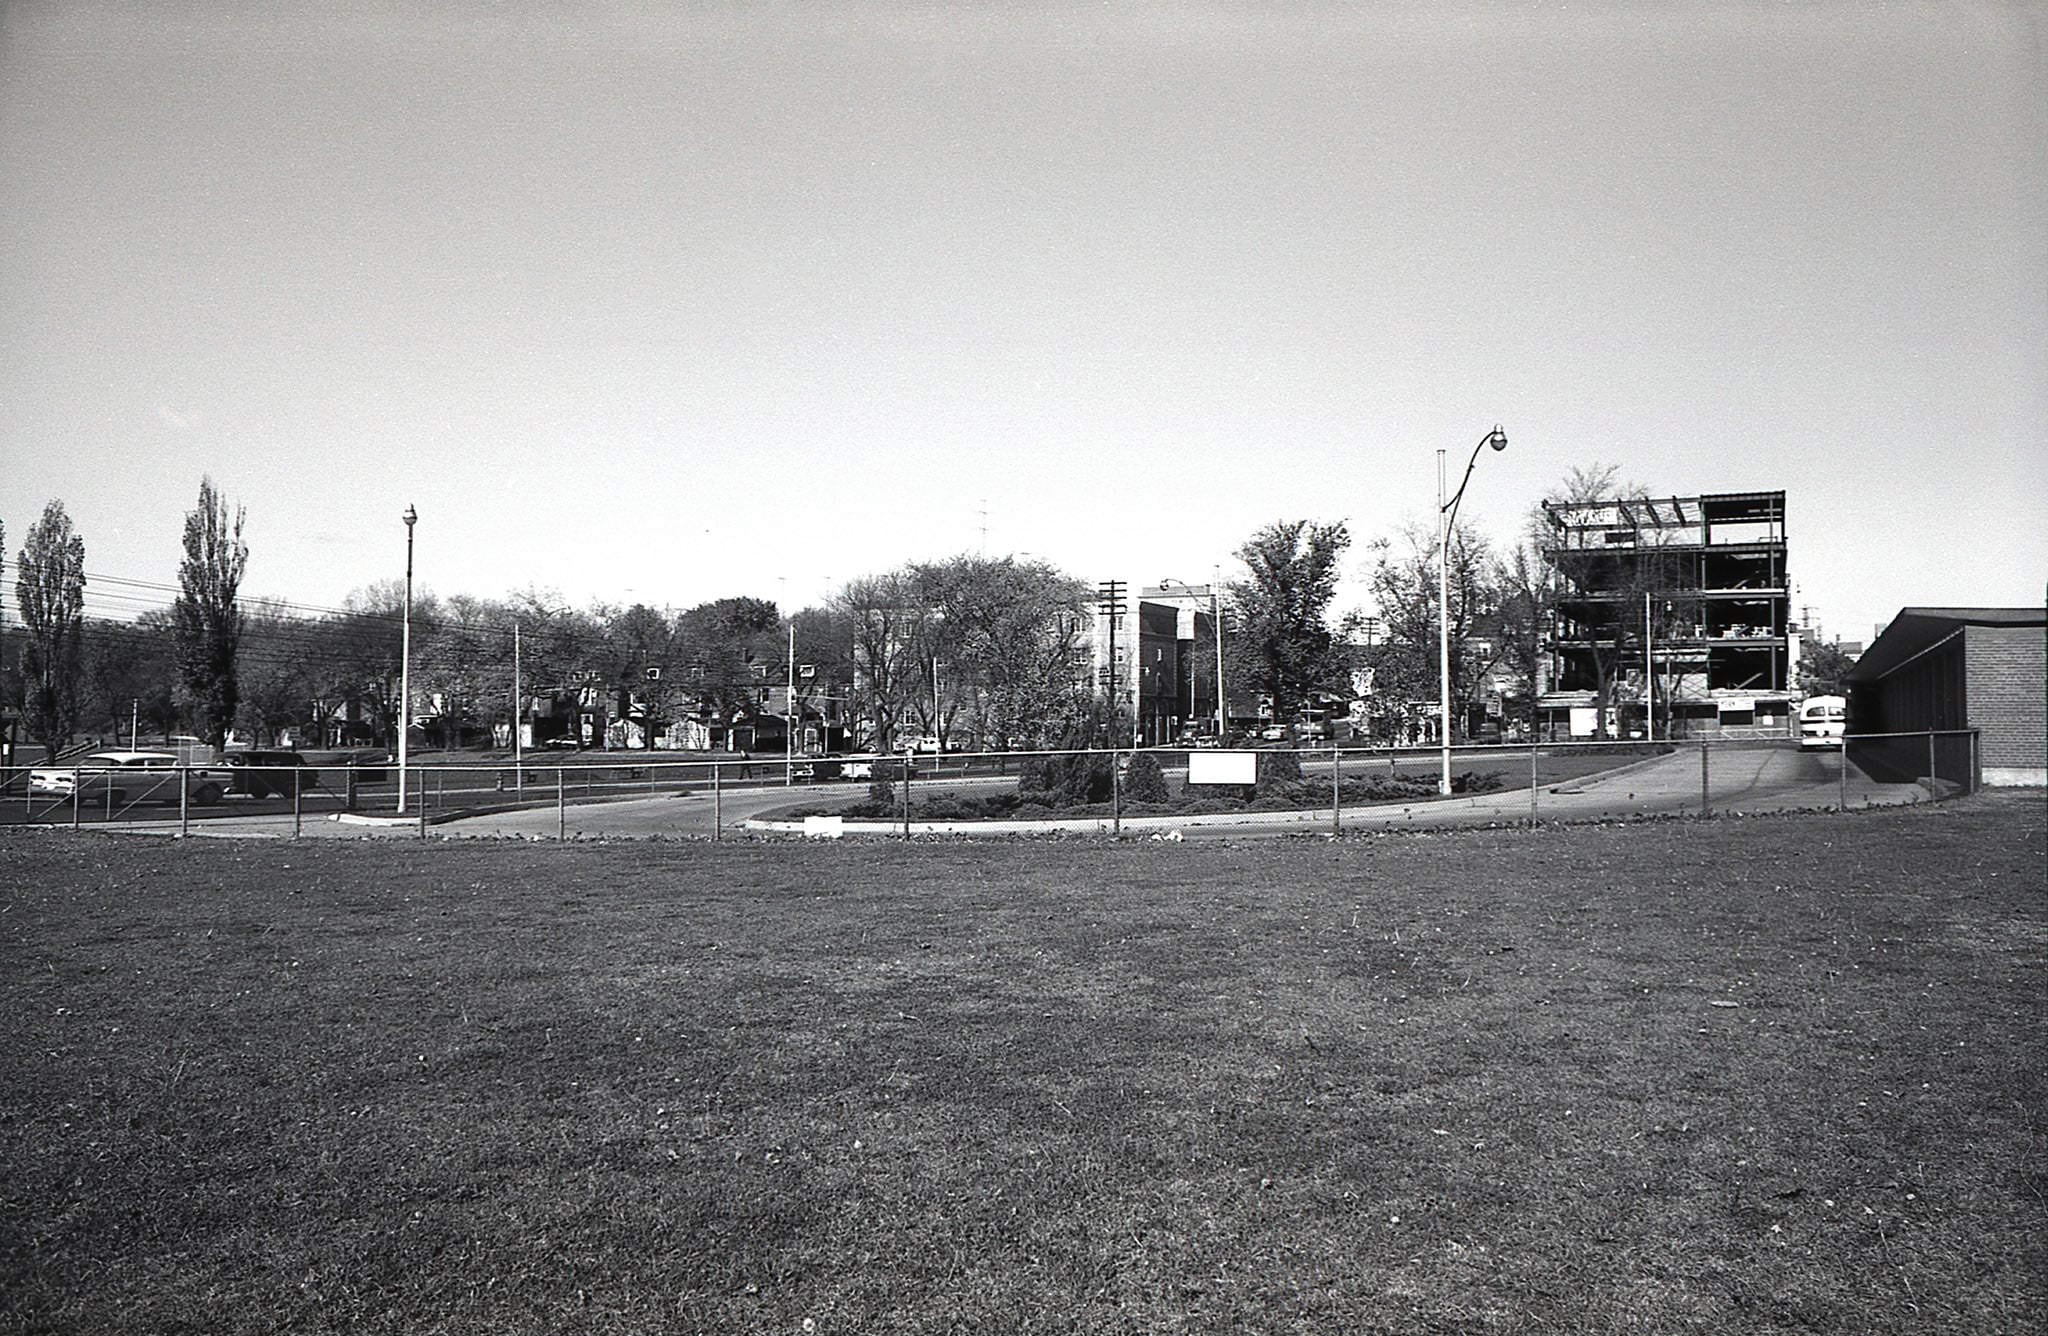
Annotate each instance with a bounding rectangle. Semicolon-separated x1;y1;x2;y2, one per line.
1538;489;1799;739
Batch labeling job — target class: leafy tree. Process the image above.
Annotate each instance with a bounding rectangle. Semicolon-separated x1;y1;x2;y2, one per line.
172;477;248;751
674;596;782;727
1228;520;1351;728
15;501;87;759
1797;639;1854;697
1364;518;1501;742
906;554;1093;749
1490;541;1549;735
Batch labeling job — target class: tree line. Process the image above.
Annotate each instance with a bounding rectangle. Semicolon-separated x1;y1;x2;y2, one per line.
5;464;1850;759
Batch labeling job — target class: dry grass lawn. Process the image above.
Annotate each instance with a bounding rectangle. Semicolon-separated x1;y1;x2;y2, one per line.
2;792;2043;1333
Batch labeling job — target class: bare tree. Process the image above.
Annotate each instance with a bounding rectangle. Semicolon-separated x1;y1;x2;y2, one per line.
836;572;926;754
233;599;313;746
1538;465;1694;739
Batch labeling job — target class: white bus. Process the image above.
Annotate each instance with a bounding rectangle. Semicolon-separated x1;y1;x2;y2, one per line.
1798;695;1846;750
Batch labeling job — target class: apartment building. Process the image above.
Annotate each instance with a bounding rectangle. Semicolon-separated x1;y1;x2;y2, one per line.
1089;587;1228;745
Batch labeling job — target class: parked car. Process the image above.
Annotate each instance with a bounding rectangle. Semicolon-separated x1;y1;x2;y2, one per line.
843;759;875;780
28;751;230;806
220;749;312;798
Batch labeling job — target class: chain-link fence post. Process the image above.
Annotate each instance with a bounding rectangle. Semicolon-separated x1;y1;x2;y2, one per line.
179;767;188;837
294;775;303;838
417;770;427;839
1699;740;1710;819
1927;732;1937;792
711;762;721;841
72;768;81;830
1839;738;1849;812
1112;748;1122;838
1331;742;1341;836
1529;742;1539;826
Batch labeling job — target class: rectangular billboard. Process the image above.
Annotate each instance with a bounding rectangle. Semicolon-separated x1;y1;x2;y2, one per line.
1186;750;1258;786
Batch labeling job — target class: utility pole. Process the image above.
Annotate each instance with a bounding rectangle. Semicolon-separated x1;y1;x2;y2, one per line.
785;619;795;786
1644;592;1655;742
1097;580;1127;745
397;504;416;815
513;620;523;795
1213;566;1226;740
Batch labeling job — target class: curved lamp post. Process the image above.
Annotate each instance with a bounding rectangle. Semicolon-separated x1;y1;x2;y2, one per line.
1438;427;1506;795
397;504;417;814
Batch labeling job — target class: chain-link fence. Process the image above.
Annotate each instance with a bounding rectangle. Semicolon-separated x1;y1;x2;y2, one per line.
0;730;1974;838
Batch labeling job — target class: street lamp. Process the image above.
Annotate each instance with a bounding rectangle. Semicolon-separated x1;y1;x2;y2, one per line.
1438;427;1506;796
397;504;417;814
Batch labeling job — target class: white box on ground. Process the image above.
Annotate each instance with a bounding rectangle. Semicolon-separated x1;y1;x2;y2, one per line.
803;815;845;839
1187;750;1258;786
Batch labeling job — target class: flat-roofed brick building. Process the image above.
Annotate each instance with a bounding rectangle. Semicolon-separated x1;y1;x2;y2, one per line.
1846;607;2046;787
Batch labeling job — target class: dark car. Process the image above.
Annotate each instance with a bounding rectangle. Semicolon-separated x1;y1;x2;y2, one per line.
221;749;313;798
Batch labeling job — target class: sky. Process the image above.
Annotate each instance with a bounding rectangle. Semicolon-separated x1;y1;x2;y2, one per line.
3;0;2043;645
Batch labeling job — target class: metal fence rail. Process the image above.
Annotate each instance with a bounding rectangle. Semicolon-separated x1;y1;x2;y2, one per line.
0;730;1976;839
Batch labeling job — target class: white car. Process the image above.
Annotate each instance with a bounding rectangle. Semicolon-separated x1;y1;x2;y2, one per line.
29;751;231;806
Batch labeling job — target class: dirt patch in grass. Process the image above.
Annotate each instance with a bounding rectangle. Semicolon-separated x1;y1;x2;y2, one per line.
2;792;2042;1333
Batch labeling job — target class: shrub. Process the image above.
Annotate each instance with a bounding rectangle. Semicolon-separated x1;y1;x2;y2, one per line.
1019;750;1113;805
1123;751;1171;803
867;779;899;806
1256;749;1303;791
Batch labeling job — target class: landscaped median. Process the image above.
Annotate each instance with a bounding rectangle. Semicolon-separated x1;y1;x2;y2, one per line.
748;745;1674;836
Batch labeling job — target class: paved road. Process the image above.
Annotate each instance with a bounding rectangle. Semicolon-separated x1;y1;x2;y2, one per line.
730;745;1920;839
41;745;1921;841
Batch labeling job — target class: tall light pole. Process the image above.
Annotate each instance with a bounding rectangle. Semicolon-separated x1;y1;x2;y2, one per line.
1438;427;1507;796
1212;566;1226;741
397;504;417;814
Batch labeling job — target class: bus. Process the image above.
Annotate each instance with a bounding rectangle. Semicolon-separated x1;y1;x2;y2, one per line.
1798;695;1846;750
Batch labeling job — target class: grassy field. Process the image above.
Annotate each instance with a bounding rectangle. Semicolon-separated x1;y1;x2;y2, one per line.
2;794;2042;1334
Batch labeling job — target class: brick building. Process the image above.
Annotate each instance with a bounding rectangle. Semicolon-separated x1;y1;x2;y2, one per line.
1845;607;2045;787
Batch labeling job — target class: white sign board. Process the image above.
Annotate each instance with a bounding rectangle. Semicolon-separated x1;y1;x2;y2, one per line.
1570;707;1600;738
1718;697;1756;715
1187;750;1258;786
